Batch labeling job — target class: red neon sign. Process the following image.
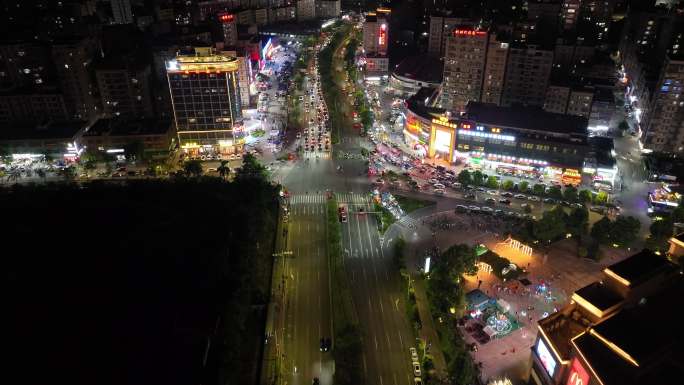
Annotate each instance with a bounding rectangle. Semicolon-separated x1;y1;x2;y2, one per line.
454;29;486;37
378;24;387;46
566;358;589;385
219;13;234;23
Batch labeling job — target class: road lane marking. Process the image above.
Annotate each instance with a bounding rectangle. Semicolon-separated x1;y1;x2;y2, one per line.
394;373;398;385
375;335;378;350
379;299;384;313
398;331;403;348
363;354;367;374
386;331;391;349
394;298;399;311
368;297;372;312
379;375;384;385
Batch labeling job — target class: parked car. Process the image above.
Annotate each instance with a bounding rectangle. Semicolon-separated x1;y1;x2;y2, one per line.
514;194;527;199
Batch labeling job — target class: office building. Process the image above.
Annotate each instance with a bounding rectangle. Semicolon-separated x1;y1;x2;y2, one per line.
529;250;683;385
316;0;340;19
51;36;99;122
95;57;154;120
80;118;175;159
111;0;133;25
222;47;253;108
566;87;594;119
481;33;509;105
527;0;562;24
427;16;475;58
296;0;316;21
218;12;238;47
0;89;69;123
363;11;390;75
501;44;553;107
166;48;243;155
0;41;54;90
642;56;684;153
440;27;488;114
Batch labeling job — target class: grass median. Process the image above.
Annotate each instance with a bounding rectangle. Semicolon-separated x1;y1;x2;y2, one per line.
326;196;363;385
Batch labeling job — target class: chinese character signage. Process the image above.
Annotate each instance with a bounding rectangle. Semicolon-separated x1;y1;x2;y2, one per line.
566;358;589;385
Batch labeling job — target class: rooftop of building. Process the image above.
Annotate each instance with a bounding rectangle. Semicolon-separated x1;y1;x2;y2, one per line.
392;55;443;84
571;278;684;385
604;249;678;287
464;102;588;135
574;281;623;312
538;304;588;361
257;20;322;36
406;87;445;121
0;121;83;141
84;119;172;137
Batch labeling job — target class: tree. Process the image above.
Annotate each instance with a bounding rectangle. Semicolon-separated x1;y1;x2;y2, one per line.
531;183;544;195
647;216;674;252
548;186;563;200
591;216;613;245
578;189;592;204
593;190;608;204
60;166;76;180
519;181;530;193
471;170;484;186
457;169;471;186
502;180;514;190
533;205;567;243
563;186;578;202
486;176;499;189
393;237;406;270
610;216;640;247
566;206;589;236
123;141;146;162
217;160;231;179
183;160;203;177
618;120;629;132
236;153;268;181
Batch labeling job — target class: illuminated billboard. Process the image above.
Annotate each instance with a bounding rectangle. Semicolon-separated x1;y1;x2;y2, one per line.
379;24;387;47
536;339;557;377
566;358;589;385
434;130;451;153
218;13;234;23
262;38;274;61
454;29;486;37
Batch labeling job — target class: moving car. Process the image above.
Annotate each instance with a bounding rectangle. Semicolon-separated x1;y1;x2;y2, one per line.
409;347;419;362
413;362;421;377
338;205;348;222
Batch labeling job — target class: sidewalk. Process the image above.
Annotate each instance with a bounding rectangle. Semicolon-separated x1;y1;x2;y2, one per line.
412;276;449;380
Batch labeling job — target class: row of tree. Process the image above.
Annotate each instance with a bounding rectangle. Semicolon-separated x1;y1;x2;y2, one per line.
457;169;609;204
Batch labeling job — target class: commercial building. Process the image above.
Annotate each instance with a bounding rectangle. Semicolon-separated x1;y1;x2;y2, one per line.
0;121;84;159
561;0;582;30
221;47;254;108
95;57;154;120
363;11;390;75
642;56;684;153
315;0;340;19
111;0;133;25
529;250;683;385
166;48;243;156
0;89;69;124
501;44;553;107
457;102;588;183
403;87;447;158
389;55;442;97
80;118;175;159
440;27;488;114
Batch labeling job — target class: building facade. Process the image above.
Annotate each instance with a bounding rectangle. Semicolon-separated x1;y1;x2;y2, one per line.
218;13;238;47
363;12;390;75
51;37;99;122
427;16;475;58
296;0;316;21
111;0;133;24
95;59;154;120
316;0;340;19
643;57;684;153
166;48;243;155
440;27;488;114
481;33;509;105
0;90;69;123
502;45;553;107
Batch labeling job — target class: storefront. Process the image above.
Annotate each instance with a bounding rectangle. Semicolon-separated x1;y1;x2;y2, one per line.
428;117;457;162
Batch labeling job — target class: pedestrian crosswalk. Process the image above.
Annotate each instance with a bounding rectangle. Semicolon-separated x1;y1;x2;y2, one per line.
396;215;418;228
301;151;331;159
288;192;372;205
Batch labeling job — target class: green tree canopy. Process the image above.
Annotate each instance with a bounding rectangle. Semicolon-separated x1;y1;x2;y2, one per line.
566;206;589;236
563;186;578;202
486;176;499;189
183;160;203;177
533;205;567;243
578;189;592;204
502;180;514;190
594;190;608;204
471;170;484;186
547;186;563;200
236;153;268;181
531;183;544;195
610;216;641;247
591;216;613;244
457;169;471;186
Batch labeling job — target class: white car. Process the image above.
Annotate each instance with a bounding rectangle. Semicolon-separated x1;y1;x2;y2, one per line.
413;362;421;377
528;195;540;201
409;347;419;362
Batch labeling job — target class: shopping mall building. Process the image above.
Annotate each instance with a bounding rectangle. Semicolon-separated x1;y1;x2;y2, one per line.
528;249;683;385
403;89;617;185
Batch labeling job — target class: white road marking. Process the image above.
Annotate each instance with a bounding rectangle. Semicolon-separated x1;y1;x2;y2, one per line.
393;373;398;385
379;375;384;385
386;331;391;349
398;331;403;348
379;299;384;313
375;335;378;350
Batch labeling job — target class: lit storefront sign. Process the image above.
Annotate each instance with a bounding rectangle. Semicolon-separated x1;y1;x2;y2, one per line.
378;24;387;47
454;29;486;36
536;339;558;377
565;358;589;385
262;38;274;61
434;130;452;153
458;129;515;142
219;13;234;23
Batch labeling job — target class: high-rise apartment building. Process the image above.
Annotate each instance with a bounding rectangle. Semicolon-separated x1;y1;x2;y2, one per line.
561;0;582;30
0;41;54;90
440;27;488;114
427;16;475;58
296;0;316;21
51;37;99;121
95;57;153;119
501;45;553;107
111;0;133;24
316;0;341;19
643;56;684;153
166;48;243;155
363;11;390;74
481;33;509;105
217;12;238;47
